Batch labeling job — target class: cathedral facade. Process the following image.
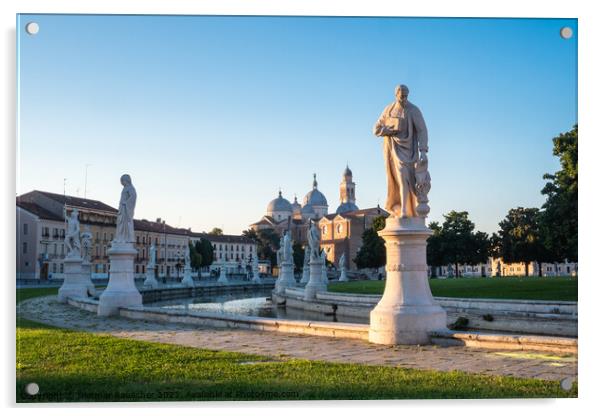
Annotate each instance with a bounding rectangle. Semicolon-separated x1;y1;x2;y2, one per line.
250;167;388;271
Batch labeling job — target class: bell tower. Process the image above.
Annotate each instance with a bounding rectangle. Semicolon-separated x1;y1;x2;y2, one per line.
339;165;356;205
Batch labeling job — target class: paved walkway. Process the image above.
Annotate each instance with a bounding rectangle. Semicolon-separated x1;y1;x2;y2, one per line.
18;296;577;382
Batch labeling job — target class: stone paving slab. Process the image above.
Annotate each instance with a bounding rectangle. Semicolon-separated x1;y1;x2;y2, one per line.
17;296;577;382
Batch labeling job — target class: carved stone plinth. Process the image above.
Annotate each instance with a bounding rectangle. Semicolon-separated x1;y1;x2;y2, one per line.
300;263;310;285
275;261;295;295
304;258;327;300
217;266;228;284
368;217;447;345
181;266;195;287
58;256;89;302
143;265;159;289
98;242;142;316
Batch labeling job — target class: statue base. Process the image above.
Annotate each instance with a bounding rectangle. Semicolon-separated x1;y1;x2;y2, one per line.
368;217;447;345
98;242;142;316
81;261;97;296
58;256;89;302
300;266;310;284
143;265;159;289
275;261;296;294
181;267;195;287
304;258;327;300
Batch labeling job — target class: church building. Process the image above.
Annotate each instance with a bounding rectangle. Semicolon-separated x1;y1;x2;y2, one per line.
250;166;388;271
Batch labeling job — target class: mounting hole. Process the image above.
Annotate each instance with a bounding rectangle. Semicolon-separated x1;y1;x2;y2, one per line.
25;22;39;35
560;27;573;40
25;382;39;396
560;377;574;391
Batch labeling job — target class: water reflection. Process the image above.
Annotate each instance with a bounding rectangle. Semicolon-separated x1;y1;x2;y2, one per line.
147;289;368;324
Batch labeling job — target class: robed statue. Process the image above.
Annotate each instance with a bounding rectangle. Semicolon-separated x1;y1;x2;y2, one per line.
81;225;93;262
373;84;431;218
282;231;292;263
114;174;137;243
338;253;346;270
64;208;81;258
307;221;320;261
148;244;156;267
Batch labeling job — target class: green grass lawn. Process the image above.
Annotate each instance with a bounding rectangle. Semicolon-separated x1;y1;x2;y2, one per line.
16;287;577;401
329;277;577;301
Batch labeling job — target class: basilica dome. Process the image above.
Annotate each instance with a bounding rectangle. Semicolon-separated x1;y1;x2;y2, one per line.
302;174;328;207
266;190;292;215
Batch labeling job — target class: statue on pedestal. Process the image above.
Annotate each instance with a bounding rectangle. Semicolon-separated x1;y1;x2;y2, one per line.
64;208;81;258
373;84;431;219
114;174;137;244
307;221;320;261
148;244;156;268
80;225;92;262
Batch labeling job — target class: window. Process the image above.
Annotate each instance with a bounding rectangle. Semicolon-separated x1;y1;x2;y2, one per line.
22;242;27;254
52;263;57;273
136;236;140;244
135;265;139;274
23;223;28;235
60;263;64;273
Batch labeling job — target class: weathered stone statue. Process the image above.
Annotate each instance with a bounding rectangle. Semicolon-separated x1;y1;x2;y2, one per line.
283;231;292;263
114;174;137;243
98;174;142;316
368;86;446;346
64;208;81;258
373;84;430;218
184;247;191;268
80;225;93;262
148;244;156;268
338;253;346;270
307;221;320;261
275;231;296;294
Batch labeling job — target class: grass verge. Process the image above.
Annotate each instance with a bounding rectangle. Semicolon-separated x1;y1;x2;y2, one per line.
16;288;577;401
329;277;577;301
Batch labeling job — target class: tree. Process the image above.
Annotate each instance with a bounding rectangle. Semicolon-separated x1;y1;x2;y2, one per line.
292;242;305;274
195;239;214;268
469;231;491;276
372;215;386;232
539;125;578;262
243;228;280;266
208;227;223;236
439;211;477;277
426;221;444;277
354;228;386;271
189;242;202;271
497;207;546;276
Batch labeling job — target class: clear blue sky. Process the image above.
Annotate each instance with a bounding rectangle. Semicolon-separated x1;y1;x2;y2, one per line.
16;14;577;235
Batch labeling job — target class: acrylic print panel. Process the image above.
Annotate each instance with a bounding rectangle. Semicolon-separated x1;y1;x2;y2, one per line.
16;14;578;403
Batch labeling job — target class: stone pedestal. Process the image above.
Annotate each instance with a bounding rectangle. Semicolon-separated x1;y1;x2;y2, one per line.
304;258;327;300
143;265;159;288
58;256;89;302
321;263;328;284
339;268;349;282
181;266;195;287
217;266;228;284
300;263;310;284
368;217;447;345
98;242;142;316
81;261;97;296
275;261;296;294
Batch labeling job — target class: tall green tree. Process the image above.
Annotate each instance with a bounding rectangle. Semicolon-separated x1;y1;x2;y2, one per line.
439;211;477;277
539;125;578;262
354;229;386;271
497;207;545;276
243;228;280;266
189;242;202;271
195;239;214;268
292;242;305;274
426;221;444;277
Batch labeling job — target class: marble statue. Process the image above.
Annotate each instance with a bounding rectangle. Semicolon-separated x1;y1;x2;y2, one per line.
114;174;137;243
148;244;156;268
80;225;93;262
373;84;430;218
307;221;320;261
184;247;191;268
283;231;292;263
64;208;81;258
338;253;346;270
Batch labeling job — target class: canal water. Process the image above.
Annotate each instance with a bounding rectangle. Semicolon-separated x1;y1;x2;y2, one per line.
146;288;369;324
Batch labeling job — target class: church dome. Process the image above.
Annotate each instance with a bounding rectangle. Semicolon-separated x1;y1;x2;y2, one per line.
267;190;292;214
302;173;328;207
336;202;359;214
291;195;302;214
